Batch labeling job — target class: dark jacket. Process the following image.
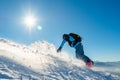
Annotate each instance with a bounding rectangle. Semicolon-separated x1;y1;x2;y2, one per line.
63;33;82;47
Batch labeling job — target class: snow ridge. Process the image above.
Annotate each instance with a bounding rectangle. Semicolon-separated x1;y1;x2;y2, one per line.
0;38;119;80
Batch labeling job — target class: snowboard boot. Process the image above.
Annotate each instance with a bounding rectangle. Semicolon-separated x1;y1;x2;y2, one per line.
86;61;94;67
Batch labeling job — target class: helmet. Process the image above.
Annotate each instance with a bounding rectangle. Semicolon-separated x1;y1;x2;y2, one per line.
63;34;69;41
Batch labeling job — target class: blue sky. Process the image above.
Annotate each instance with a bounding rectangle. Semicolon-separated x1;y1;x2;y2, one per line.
0;0;120;62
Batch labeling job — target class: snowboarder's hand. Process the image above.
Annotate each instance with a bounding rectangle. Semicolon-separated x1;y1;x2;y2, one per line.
57;47;62;53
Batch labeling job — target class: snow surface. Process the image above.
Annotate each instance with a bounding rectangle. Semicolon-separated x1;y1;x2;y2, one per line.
92;61;120;77
0;38;120;80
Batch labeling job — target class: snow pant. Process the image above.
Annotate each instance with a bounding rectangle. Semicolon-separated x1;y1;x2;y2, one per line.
75;43;92;63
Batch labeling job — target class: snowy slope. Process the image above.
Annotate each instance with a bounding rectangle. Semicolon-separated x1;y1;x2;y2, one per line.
0;38;120;80
93;61;120;77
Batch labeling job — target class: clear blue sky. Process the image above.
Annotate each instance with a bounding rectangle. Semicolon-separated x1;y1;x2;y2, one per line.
0;0;120;61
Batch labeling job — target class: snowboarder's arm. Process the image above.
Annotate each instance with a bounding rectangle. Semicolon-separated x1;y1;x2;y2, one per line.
57;40;66;52
60;39;66;48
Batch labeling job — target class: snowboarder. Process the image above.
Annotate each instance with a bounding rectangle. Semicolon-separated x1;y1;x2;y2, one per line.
57;33;94;67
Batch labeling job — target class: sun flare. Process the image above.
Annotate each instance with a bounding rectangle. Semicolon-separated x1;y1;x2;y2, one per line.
23;13;37;32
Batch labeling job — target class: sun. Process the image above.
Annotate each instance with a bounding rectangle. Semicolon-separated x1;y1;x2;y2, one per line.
22;9;43;33
23;13;37;32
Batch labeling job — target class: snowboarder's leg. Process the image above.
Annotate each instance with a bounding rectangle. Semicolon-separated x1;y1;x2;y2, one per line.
75;43;94;67
76;50;91;63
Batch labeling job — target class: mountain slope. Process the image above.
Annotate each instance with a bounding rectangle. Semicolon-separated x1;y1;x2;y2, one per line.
0;38;119;80
93;61;120;77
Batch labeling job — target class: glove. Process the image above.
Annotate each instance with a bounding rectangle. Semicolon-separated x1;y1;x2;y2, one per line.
57;47;62;53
